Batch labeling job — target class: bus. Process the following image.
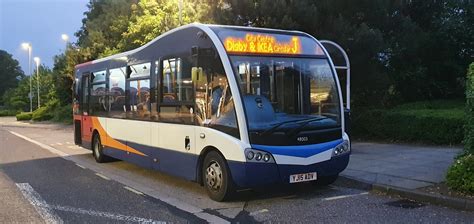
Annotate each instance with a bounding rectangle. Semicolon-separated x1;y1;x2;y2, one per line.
73;23;350;201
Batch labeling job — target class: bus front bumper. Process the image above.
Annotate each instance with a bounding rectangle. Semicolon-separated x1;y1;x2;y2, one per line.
228;153;350;188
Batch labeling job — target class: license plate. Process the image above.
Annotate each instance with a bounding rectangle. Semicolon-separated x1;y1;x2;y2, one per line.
289;172;317;183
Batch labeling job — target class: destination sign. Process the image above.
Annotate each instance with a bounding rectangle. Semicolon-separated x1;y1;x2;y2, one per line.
214;29;326;56
224;33;302;55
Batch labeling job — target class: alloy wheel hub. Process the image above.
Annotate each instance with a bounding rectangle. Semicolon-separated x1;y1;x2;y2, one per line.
205;161;223;190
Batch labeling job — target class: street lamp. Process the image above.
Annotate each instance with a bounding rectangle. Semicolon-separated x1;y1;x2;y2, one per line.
61;34;69;42
34;57;40;108
61;34;69;50
21;42;32;112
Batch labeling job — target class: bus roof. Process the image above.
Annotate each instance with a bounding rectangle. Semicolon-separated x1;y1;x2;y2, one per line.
75;23;319;69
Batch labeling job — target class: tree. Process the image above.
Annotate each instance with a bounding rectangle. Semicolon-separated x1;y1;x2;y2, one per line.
52;53;73;106
118;0;212;51
30;65;54;110
0;50;24;105
2;77;30;111
75;0;137;59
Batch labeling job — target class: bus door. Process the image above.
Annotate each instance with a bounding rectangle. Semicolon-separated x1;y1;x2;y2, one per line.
155;57;196;179
81;73;93;143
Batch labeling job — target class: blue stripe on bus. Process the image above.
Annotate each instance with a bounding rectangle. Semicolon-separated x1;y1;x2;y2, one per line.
103;141;198;181
251;139;343;158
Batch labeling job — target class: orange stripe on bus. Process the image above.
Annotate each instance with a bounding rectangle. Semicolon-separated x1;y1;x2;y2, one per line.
91;117;146;156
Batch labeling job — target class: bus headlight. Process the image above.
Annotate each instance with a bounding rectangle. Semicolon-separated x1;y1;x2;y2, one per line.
332;140;350;157
246;151;255;160
255;153;263;161
245;149;275;163
263;154;271;162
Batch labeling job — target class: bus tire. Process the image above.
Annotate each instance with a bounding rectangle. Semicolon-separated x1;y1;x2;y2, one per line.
313;174;339;187
92;133;111;163
202;151;235;201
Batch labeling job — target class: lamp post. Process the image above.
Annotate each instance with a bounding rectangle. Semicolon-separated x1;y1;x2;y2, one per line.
21;43;32;112
34;57;40;108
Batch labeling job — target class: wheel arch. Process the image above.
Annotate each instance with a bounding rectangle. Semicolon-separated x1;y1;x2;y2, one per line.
196;146;228;185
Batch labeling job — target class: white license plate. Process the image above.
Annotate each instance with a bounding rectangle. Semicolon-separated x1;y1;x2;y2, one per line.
289;172;317;183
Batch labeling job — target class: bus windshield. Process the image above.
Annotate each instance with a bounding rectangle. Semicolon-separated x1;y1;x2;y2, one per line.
229;56;341;134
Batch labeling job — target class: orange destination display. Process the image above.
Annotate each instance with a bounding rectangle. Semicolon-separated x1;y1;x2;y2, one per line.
214;29;326;56
224;33;302;55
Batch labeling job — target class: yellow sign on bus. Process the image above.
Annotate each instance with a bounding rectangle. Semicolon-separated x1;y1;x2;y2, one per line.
224;33;302;55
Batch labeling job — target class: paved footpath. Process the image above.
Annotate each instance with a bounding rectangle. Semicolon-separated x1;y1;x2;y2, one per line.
342;142;461;189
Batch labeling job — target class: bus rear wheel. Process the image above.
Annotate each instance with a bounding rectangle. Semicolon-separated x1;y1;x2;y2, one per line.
202;151;235;201
92;134;112;163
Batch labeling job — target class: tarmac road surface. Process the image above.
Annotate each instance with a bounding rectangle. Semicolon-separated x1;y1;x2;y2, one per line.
0;121;473;223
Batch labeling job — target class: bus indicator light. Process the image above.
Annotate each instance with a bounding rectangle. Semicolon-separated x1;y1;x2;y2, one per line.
224;33;302;55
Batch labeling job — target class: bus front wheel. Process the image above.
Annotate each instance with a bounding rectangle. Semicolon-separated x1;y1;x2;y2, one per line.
92;134;112;163
202;151;235;201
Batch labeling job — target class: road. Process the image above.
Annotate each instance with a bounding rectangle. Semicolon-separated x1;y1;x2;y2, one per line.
0;120;473;223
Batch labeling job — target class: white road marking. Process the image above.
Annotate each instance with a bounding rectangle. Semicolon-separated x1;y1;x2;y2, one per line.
16;183;64;224
16;183;165;223
56;143;63;146
124;186;144;195
322;192;369;201
8;130;230;224
66;142;72;144
95;173;110;180
67;145;81;149
75;163;86;169
249;209;269;216
9;131;68;157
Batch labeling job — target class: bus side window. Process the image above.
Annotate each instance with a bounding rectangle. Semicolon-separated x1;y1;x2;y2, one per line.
108;67;127;119
126;63;151;121
159;57;194;124
90;70;107;116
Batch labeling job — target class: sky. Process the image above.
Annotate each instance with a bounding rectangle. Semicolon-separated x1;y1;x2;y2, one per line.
0;0;89;75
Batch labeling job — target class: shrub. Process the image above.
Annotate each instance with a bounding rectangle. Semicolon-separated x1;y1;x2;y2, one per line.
446;154;474;194
0;110;17;117
465;63;474;154
32;106;53;121
16;112;32;121
52;104;73;124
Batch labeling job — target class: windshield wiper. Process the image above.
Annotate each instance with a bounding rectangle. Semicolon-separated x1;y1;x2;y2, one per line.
285;117;328;137
258;117;326;136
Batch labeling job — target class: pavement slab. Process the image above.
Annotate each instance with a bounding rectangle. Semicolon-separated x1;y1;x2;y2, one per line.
342;142;462;189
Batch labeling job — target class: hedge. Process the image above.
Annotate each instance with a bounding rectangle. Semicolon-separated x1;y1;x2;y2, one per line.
352;102;464;145
32;106;53;121
0;110;17;117
16;112;32;121
446;154;474;194
446;62;474;195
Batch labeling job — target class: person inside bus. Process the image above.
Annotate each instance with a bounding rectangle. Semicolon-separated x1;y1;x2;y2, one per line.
136;91;151;119
211;86;223;115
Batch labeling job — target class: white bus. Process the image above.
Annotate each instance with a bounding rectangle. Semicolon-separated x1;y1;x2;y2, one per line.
73;23;350;201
